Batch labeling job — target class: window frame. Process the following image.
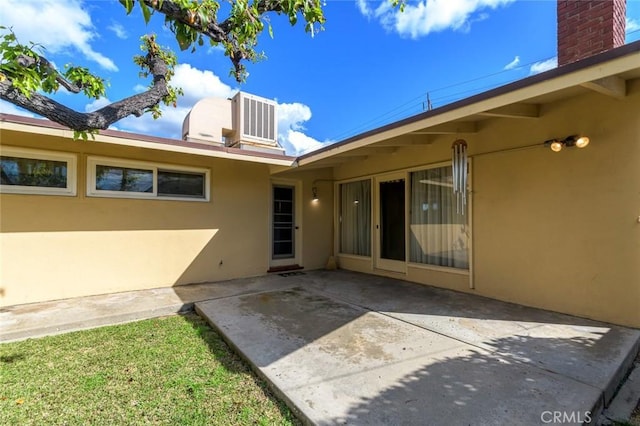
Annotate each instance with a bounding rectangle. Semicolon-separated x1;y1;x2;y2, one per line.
0;146;77;196
87;156;210;202
334;160;473;275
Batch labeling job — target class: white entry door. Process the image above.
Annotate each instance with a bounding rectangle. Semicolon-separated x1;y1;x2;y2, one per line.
270;181;302;268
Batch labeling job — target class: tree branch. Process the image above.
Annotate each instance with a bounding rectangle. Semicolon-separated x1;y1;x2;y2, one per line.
0;52;169;131
142;0;228;42
16;54;82;94
139;0;290;80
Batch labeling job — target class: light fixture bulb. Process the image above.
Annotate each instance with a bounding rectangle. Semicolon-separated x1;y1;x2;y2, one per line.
575;136;590;148
550;141;563;152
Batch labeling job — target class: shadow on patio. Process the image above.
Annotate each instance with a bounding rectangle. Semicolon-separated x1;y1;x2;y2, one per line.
192;270;639;425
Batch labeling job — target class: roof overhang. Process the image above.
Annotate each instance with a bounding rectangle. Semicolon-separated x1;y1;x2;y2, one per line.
1;41;639;171
0;114;296;167
296;40;640;169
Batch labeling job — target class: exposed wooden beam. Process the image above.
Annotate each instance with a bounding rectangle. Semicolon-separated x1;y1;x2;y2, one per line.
581;76;626;99
478;103;539;119
354;146;398;155
333;151;373;157
291;161;339;170
332;155;368;162
410;121;477;135
373;134;434;147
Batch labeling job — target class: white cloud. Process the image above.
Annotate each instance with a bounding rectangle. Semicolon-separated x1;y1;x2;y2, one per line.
118;105;192;137
108;22;128;40
277;102;327;155
81;64;327;155
112;64;238;139
133;84;148;93
1;0;117;71
170;64;237;105
529;57;557;75
282;130;325;155
356;0;374;18
207;44;225;54
0;100;36;117
84;97;112;112
357;0;514;38
277;102;312;133
627;17;640;33
503;55;520;70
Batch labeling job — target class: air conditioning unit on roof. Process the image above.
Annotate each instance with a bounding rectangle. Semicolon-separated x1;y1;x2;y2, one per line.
231;92;277;148
182;91;284;156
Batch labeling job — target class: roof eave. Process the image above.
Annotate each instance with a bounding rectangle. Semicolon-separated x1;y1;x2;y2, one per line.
297;40;640;166
0;114;296;167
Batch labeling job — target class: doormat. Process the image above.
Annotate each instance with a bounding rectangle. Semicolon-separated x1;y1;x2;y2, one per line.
279;271;306;277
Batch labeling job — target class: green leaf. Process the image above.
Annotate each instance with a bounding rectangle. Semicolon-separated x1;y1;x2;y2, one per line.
118;0;134;14
139;1;152;24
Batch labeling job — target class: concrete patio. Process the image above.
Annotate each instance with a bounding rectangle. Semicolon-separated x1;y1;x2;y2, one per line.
195;270;639;425
2;269;638;425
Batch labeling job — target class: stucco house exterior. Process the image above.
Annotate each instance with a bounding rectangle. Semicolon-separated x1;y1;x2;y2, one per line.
1;0;639;328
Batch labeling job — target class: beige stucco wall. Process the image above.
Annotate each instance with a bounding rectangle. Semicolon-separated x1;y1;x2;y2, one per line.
332;81;640;327
0;131;275;306
286;168;335;270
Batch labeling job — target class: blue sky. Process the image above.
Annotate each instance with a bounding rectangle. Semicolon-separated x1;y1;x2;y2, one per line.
1;0;639;155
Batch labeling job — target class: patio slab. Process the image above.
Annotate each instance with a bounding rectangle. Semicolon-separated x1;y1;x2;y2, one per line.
301;271;640;404
0;274;296;342
2;269;638;424
195;270;640;425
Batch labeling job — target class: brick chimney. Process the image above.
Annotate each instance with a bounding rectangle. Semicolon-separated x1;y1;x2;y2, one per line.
557;0;627;66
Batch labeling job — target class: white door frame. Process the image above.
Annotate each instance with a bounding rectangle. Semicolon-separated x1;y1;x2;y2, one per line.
269;178;302;268
374;171;407;273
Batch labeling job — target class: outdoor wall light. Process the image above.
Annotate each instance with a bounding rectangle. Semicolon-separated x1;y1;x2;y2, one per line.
565;135;590;148
311;179;335;202
544;135;590;152
548;140;564;152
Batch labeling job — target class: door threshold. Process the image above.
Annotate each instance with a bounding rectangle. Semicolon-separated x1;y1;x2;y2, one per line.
267;264;304;273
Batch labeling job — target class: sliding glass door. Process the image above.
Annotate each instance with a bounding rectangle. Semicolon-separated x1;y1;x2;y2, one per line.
375;173;406;273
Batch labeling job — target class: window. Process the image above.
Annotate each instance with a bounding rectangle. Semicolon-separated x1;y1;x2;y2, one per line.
158;170;206;198
96;165;153;193
0;147;76;196
87;157;209;201
339;179;371;256
409;165;469;269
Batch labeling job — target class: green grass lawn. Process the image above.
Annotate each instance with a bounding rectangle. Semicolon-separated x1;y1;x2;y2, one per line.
0;313;299;425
